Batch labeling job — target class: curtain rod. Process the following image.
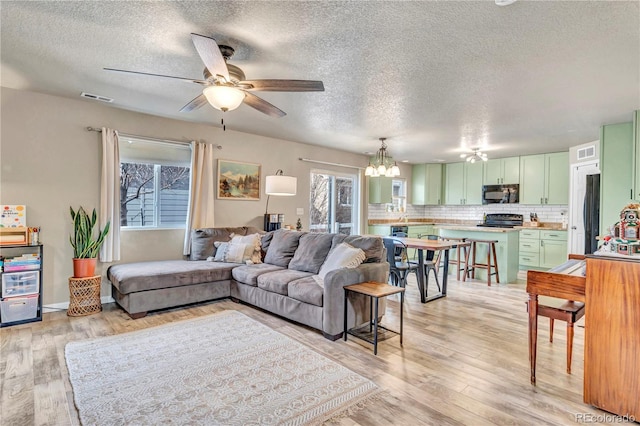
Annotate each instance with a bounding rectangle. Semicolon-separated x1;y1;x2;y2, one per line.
86;126;221;149
299;157;364;170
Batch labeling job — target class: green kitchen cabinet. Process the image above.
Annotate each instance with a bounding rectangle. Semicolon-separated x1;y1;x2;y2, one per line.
444;162;483;205
464;161;484;205
367;176;393;204
483;156;520;185
600;121;634;232
519;229;567;270
520;152;569;205
411;163;442;205
539;230;568;269
445;162;465;205
368;225;391;236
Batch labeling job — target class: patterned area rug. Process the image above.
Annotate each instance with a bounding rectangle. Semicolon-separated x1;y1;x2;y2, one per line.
65;310;381;425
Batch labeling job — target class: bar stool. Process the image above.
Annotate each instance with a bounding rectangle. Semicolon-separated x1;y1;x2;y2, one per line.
439;237;468;281
464;239;499;286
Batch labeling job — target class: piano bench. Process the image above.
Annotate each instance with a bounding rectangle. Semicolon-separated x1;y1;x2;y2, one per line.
528;298;585;374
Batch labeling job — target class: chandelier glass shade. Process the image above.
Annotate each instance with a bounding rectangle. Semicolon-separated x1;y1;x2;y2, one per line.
203;85;246;112
364;138;400;177
460;148;488;164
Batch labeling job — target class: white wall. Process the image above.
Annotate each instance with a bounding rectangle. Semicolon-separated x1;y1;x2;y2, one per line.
0;87;370;305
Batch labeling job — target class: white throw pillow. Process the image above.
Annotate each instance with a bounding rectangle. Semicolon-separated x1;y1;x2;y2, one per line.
314;242;366;285
230;233;262;264
209;241;254;264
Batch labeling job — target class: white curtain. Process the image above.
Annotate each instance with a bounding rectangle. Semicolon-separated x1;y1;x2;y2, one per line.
183;141;216;255
99;128;121;262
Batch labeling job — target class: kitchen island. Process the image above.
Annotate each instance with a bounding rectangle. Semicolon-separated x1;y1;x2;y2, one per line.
435;225;521;284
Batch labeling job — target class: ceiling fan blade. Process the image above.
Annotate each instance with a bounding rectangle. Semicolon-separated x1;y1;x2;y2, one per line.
190;33;229;82
243;92;286;118
180;93;208;112
104;68;208;85
239;79;324;92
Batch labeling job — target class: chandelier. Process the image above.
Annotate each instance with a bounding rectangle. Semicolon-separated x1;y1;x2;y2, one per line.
460;148;488;163
364;138;400;177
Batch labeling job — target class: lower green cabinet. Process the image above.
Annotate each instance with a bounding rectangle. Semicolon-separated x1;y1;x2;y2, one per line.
519;229;567;270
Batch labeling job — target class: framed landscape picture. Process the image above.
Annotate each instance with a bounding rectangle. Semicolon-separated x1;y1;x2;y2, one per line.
217;159;261;200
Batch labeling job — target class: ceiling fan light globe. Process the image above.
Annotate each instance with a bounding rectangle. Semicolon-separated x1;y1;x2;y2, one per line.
203;85;245;111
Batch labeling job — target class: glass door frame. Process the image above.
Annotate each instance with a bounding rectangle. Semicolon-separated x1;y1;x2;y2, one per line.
309;168;361;235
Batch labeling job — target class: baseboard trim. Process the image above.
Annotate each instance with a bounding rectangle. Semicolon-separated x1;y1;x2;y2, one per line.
43;296;115;313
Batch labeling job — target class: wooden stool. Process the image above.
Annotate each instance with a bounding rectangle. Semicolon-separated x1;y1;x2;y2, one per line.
68;276;102;317
439;237;468;281
464;239;499;286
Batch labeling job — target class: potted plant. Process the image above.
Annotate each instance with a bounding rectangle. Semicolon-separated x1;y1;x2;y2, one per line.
70;206;110;278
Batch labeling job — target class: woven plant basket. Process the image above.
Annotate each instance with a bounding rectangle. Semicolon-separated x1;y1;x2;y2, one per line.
68;276;102;317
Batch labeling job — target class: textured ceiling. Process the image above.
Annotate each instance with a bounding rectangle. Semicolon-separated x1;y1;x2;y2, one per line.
1;1;639;163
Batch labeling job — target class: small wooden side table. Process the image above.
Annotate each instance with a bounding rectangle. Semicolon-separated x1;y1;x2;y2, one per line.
68;276;102;317
343;281;405;355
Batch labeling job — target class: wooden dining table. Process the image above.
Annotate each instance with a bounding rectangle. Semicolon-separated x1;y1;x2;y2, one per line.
391;237;471;303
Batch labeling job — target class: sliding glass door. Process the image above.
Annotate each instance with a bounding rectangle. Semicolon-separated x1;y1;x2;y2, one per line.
309;170;360;235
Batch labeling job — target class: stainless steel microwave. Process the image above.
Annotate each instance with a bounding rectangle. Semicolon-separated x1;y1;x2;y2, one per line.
482;184;519;204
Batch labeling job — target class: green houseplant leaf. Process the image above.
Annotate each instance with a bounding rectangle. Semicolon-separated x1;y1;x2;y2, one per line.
69;206;111;258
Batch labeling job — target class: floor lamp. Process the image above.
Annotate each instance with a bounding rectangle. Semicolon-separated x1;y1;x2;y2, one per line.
264;170;297;231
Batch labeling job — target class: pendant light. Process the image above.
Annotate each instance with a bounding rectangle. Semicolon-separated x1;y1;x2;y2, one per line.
364;138;401;177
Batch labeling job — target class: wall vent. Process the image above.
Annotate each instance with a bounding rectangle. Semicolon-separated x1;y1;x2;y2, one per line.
80;92;114;103
577;145;596;160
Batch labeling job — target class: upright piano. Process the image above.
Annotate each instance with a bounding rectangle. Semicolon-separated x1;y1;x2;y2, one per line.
526;254;586;384
527;254;640;419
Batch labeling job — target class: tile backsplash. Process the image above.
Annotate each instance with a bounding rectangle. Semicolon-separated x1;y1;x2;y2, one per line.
368;203;568;224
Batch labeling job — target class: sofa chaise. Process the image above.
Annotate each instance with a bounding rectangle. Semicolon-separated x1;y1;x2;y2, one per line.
107;227;388;340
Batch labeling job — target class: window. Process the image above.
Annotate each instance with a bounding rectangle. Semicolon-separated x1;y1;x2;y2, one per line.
391;179;406;212
309;170;360;235
119;136;191;228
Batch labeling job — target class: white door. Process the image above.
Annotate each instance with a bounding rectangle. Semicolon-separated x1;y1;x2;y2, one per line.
569;161;600;254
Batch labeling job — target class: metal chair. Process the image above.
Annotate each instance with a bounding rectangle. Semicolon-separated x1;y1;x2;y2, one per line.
415;234;441;293
382;237;419;288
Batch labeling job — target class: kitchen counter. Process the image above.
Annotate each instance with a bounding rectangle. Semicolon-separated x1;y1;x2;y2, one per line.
435;225;520;233
514;225;566;231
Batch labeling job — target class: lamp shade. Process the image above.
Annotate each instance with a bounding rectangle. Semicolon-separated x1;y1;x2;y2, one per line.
203;85;246;111
265;175;297;196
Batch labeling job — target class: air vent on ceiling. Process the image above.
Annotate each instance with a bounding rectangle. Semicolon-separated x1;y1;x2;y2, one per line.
80;92;113;103
577;145;596;161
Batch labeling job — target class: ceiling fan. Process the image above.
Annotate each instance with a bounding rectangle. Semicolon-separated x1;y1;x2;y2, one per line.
105;33;324;118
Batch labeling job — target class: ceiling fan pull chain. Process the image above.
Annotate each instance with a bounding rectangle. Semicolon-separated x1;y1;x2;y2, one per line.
221;115;226;131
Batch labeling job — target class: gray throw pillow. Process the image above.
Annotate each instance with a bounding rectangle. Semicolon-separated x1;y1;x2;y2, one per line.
190;228;232;260
342;235;384;263
288;232;334;274
263;229;303;267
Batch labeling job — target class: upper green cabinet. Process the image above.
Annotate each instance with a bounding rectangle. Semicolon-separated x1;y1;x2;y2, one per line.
600;121;634;233
520;152;569;205
444;162;483;205
483;157;520;185
411;163;442;205
367;176;393;204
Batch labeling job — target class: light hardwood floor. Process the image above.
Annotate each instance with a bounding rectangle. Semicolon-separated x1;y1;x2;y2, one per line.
0;274;630;425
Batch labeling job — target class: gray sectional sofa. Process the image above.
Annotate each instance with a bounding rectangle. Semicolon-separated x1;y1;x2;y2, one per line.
107;227;388;340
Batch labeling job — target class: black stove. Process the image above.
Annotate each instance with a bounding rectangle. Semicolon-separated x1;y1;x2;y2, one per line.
477;213;523;228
